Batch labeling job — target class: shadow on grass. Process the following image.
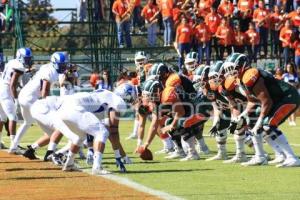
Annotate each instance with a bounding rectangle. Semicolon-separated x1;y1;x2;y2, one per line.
7;175;86;180
124;168;214;174
5;167;60;171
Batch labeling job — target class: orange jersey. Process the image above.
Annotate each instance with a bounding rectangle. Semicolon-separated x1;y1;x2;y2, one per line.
197;0;214;18
165;73;182;88
215;24;234;45
245;29;260;45
280;27;293;47
141;4;159;21
176;23;193;43
205;12;221;34
159;0;173;18
172;7;181;23
161;86;179;103
194;23;212;42
293;40;300;56
89;73;100;87
287;11;300;27
112;0;130;17
233;31;246;46
253;8;270;28
217;1;234;17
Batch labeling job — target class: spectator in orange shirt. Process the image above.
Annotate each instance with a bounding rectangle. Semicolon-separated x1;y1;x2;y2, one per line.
205;7;221;59
141;0;159;47
194;17;212;65
280;20;294;65
176;16;192;68
246;22;260;63
112;0;132;48
233;23;246;53
217;0;234;18
159;0;174;46
215;17;233;60
253;0;270;57
89;70;100;89
287;6;300;28
196;0;214;18
293;32;300;70
270;5;283;56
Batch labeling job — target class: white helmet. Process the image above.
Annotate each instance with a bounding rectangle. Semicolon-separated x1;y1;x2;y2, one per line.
184;52;198;71
134;51;148;69
16;47;32;67
114;83;140;104
50;52;68;74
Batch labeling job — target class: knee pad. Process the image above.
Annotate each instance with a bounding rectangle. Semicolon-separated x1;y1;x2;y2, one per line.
95;129;109;144
71;135;82;146
263;126;282;141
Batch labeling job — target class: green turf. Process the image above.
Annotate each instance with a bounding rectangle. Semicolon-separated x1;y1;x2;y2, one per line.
2;120;300;200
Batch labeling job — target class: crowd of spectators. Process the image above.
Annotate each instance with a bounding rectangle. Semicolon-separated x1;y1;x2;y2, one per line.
0;0;13;33
110;0;300;71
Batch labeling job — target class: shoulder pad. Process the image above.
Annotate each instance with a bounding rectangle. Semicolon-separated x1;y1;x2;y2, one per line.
10;60;25;72
161;87;178;103
165;73;182;88
224;77;237;91
242;68;260;87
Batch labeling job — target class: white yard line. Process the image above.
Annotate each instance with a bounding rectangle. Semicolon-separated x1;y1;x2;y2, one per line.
82;169;185;200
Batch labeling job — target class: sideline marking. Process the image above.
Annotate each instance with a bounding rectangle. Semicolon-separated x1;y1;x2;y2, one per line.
82;169;185;200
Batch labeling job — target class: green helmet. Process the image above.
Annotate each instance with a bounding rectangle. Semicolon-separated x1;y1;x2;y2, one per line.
147;62;170;81
142;78;163;102
185;52;198;71
223;53;249;78
208;61;224;91
193;65;210;91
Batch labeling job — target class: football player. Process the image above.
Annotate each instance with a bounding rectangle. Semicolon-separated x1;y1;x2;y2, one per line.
9;52;67;154
224;53;300;167
0;48;32;152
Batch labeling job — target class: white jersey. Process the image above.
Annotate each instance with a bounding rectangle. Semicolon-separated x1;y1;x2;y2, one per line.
0;59;26;99
67;90;127;114
19;63;59;103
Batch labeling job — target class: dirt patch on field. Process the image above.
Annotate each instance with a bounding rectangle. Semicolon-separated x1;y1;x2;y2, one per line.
0;151;159;200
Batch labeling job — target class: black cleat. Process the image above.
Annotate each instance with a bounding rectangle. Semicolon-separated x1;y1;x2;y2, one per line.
44;150;54;161
51;153;66;166
23;145;38;160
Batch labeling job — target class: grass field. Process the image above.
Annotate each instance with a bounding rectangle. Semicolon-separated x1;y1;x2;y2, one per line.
2;120;300;200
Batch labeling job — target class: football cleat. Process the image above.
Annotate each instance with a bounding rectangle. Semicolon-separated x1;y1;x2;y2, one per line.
165;149;186;159
62;163;80;172
180;152;200;161
269;154;285;165
52;153;65;166
276;157;300;168
23;145;38;160
44;150;54;161
92;167;111;175
223;153;248;164
241;155;268;166
206;151;227;161
116;157;126;173
198;144;210;155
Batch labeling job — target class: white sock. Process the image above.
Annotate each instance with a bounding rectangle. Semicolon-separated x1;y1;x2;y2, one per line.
197;138;207;149
275;133;297;159
252;134;265;157
65;151;75;166
114;149;121;158
48;141;57;151
10;135;15;142
217;143;226;154
264;136;282;157
163;137;173;150
234;134;245;155
31;143;40;150
93;151;103;169
132;120;139;136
